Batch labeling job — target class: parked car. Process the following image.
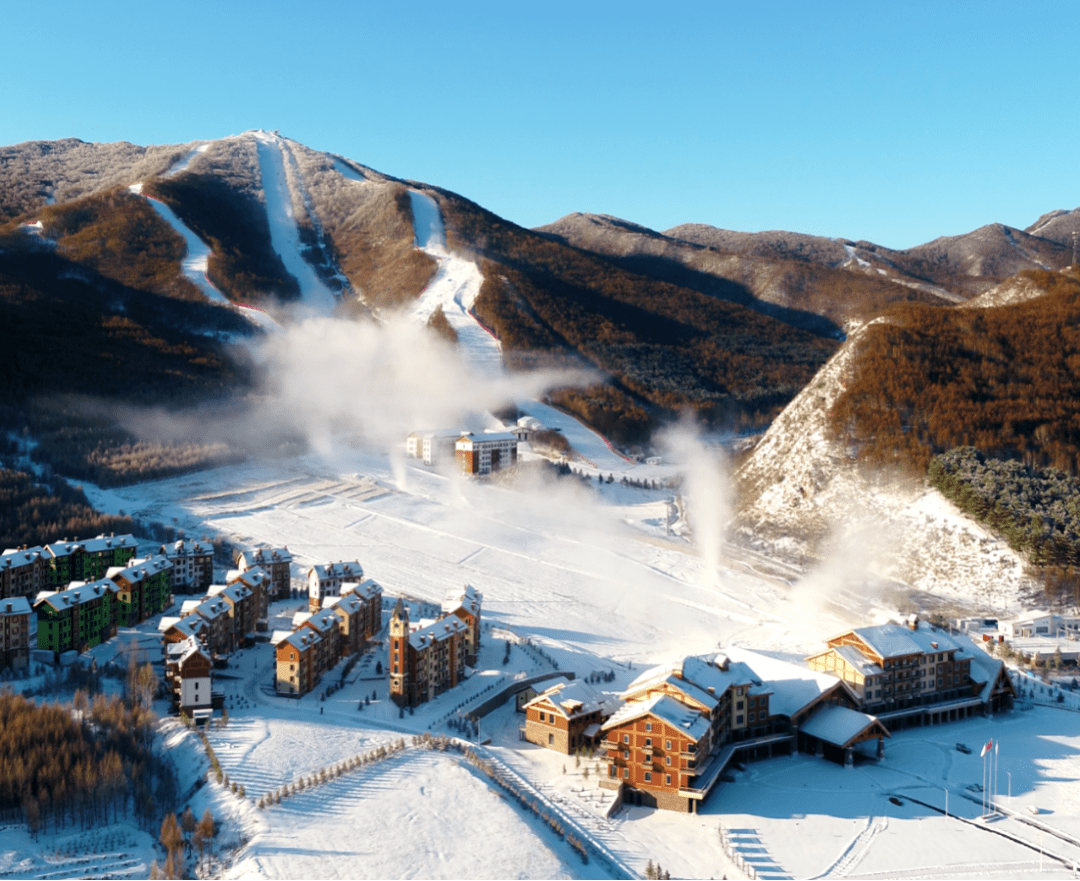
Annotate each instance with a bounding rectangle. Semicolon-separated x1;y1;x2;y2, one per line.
956;742;971;754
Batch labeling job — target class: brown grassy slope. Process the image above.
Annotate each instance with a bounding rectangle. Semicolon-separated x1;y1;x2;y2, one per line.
829;268;1080;474
34;188;203;301
287;141;436;310
0;138;187;222
437;191;839;428
542;213;943;334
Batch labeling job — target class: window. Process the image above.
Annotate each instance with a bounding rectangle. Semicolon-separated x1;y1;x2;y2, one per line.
666;774;671;786
623;734;629;744
623;750;630;760
538;711;545;722
736;700;744;710
665;756;671;766
645;722;652;732
644;772;652;782
749;712;756;722
736;715;744;725
624;768;629;779
666;739;672;750
645;738;652;748
609;765;616;777
548;733;554;745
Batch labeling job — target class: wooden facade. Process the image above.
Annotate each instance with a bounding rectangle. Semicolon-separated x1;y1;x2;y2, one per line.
523;679;609;754
389;600;466;708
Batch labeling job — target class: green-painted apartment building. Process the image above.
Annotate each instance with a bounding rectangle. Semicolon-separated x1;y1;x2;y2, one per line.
108;555;173;627
35;580;118;654
43;534;138;588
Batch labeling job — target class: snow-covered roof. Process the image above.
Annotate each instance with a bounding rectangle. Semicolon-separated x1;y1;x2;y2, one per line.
602;694;710;742
34;579;116;611
107;554;171;585
158;616;182;632
624;654;756;708
800;704;888;748
0;596;31;616
524;679;607;719
162;538;213;558
456;432;518;448
442;583;481;616
0;546;43;567
963;642;1013;702
80;534;137;554
240;547;292;566
309;561;363;581
831;644;883;677
192;598;229;621
343;578;381;601
845;622;963;660
279;629;321;652
723;647;848;720
325;593;363;615
409;616;466;649
230;566;268;588
303;609;339;635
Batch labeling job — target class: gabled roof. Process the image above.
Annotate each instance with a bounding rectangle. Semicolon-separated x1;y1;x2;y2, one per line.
836;622;964;661
229;566;268;588
442;583;481;616
623;654;756;708
325;593;364;615
602;694;710;742
278;629;321;652
309;561;364;581
409;616;466;649
162;538;213;558
343;578;381;601
801;704;890;748
723;646;855;720
240;547;292;566
34;579;117;611
0;596;32;616
303;609;340;635
524;679;608;719
0;546;43;567
80;534;137;554
192;598;229;622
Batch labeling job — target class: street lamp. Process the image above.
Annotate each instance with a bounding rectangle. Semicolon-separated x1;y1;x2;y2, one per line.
1007;771;1011;806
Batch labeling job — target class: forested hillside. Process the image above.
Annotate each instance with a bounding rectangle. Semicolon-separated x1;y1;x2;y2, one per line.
829;268;1080;473
437;190;839;432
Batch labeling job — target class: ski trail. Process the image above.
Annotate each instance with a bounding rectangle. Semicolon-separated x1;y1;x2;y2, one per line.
406;190;502;375
126;183;280;332
251;130;339;315
813;815;887;878
164;142;210;178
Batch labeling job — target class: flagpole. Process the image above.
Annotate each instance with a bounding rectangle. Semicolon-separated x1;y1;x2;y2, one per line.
994;742;999;816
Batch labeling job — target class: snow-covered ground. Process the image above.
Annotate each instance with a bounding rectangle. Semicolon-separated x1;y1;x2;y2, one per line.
406;190;503;376
251;131;338;315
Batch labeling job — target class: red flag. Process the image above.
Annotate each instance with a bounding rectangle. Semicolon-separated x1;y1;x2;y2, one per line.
980;738;993;757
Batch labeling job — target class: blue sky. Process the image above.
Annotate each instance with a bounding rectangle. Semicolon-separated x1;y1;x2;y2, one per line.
4;1;1078;249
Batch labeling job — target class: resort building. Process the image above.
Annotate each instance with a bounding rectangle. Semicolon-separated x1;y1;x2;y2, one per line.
388;600;467;708
107;555;173;626
0;546;47;601
43;534;138;587
0;596;32;670
454;432;518;476
165;636;213;720
237;547;292;601
275;628;322;696
405;430;462;466
161;539;214;594
307;560;364;612
441;584;482;665
34;579;118;654
522;679;612;754
806;618;1015;724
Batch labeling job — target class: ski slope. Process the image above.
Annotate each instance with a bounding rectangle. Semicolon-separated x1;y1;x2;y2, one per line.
406;190;504;376
252;130;338;315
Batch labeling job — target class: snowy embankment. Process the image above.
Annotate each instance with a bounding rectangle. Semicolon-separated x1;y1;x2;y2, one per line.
251;131;338;315
406;190;503;375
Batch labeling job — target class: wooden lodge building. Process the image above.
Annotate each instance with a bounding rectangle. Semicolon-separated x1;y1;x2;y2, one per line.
164;636;213;721
522;679;612;754
599;649;870;813
806;618;1015;727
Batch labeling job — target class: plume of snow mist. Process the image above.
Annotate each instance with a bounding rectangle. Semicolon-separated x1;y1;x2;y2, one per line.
786;520;899;623
255;313;595;456
658;418;732;589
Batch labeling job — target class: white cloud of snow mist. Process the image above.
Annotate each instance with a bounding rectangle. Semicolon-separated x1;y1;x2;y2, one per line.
657;417;732;589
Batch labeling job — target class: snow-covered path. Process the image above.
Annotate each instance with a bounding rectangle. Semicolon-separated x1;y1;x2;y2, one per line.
252;131;338;315
406;190;503;376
